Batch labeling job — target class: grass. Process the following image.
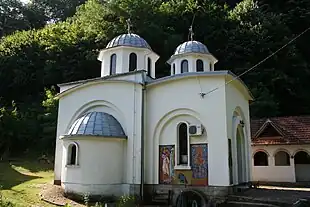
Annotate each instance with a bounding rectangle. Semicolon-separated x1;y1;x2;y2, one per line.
0;159;136;207
0;159;56;207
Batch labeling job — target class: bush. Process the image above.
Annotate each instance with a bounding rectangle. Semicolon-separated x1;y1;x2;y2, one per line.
117;195;136;207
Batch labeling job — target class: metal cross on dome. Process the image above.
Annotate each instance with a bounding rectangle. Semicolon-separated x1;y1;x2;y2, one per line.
126;18;132;34
189;25;194;41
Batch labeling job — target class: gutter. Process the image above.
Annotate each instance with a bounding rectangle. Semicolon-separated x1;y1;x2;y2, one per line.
140;71;146;201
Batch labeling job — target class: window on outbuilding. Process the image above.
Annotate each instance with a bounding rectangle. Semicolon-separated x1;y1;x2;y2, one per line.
129;53;137;71
254;151;268;166
147;57;151;75
172;63;176;75
110;54;117;75
178;123;188;165
181;60;188;73
196;59;204;72
67;143;78;165
294;151;310;164
275;151;290;166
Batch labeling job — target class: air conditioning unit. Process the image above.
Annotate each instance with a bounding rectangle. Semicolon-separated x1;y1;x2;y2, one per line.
188;124;203;136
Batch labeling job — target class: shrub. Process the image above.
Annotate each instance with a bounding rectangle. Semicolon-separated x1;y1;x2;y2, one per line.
117;195;136;207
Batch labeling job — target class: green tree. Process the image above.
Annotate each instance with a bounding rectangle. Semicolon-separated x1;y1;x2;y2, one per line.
227;0;310;117
0;101;20;157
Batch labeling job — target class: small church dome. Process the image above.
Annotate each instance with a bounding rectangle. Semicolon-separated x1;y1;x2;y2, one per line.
106;33;151;50
67;112;126;138
174;41;209;55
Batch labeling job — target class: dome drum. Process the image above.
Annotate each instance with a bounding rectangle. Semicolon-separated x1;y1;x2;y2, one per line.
168;40;217;75
98;33;159;78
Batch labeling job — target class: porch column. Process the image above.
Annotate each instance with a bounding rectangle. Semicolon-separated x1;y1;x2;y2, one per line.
290;156;296;182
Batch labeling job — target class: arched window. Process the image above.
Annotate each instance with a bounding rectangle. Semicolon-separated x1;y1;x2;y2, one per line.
147;57;151;75
275;151;290;166
181;60;188;73
178;123;188;165
172;63;176;75
294;151;310;164
110;54;117;75
254;151;268;166
196;59;204;72
129;53;137;72
67;143;78;166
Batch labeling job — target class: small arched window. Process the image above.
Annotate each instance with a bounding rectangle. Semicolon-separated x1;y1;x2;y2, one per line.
129;53;137;72
181;60;188;73
178;123;188;165
172;64;176;75
110;54;117;75
294;151;310;164
147;57;151;75
67;143;78;166
196;59;204;72
254;151;268;166
275;151;290;166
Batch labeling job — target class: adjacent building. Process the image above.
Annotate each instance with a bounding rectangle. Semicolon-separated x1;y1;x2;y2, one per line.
251;116;310;183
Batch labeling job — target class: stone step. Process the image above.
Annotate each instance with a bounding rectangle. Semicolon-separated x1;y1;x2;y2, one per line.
154;189;170;195
153;195;169;200
224;201;280;207
151;194;170;205
228;195;291;207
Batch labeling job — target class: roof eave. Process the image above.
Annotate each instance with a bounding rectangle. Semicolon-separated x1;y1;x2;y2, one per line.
60;134;128;140
98;45;159;58
167;52;218;65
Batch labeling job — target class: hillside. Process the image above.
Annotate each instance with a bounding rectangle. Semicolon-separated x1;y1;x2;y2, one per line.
0;0;309;156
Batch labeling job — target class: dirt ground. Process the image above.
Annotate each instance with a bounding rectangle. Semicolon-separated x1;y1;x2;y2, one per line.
40;184;84;206
40;184;310;206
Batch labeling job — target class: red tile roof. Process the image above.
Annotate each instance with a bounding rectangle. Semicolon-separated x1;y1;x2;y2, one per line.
251;115;310;145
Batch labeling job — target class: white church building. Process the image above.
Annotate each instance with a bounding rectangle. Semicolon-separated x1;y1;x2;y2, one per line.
53;26;254;204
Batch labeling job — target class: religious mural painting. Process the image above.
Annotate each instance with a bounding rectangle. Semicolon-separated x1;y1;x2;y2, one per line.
173;170;192;185
159;144;208;185
191;144;208;186
159;145;175;184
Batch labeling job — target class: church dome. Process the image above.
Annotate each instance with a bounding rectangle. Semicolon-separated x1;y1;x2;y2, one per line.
67;112;126;138
174;41;209;55
106;33;151;50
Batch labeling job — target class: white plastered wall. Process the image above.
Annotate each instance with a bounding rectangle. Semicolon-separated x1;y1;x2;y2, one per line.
98;47;158;78
252;144;310;182
170;54;214;75
54;79;143;192
225;81;252;185
61;137;125;195
145;76;230;186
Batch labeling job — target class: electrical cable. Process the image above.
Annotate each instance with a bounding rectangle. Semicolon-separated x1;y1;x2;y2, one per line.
203;25;310;96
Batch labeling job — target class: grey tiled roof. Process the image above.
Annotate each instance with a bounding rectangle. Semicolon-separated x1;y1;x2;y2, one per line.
67;112;126;138
174;41;209;55
106;33;151;50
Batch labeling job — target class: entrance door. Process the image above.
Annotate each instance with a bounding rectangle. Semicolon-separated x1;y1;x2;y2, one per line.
236;126;244;184
294;151;310;182
228;139;233;185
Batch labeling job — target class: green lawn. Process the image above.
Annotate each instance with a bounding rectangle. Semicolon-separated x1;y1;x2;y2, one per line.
0;159;56;207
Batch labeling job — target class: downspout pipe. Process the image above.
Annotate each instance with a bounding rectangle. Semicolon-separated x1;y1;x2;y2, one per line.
140;71;146;201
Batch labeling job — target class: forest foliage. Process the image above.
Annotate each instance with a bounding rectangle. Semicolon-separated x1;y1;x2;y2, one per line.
0;0;310;156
